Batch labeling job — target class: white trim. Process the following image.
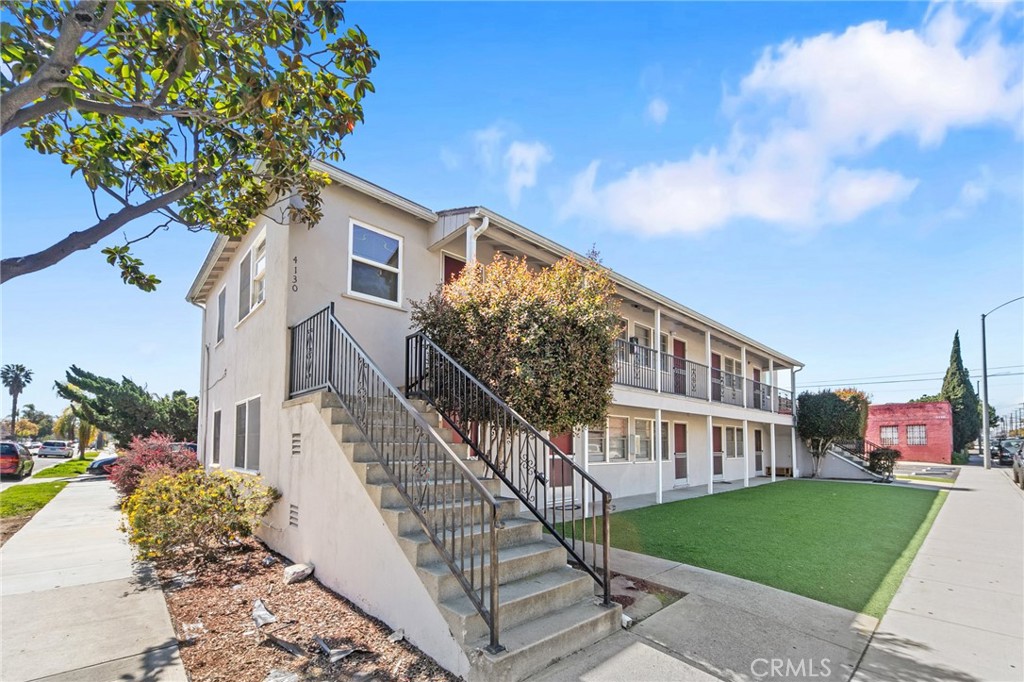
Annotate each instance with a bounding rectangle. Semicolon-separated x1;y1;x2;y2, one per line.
233;394;262;473
310;159;437;222
211;408;223;467
440;250;466;285
234;298;266;329
348;219;403;306
633;417;655;462
215;286;227;344
672;419;689;485
606;415;630;463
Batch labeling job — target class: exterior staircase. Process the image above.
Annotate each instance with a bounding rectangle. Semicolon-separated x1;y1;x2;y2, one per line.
309;391;620;681
824;441;887;481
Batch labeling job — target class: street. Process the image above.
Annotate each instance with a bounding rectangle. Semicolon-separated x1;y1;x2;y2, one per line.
0;455;72;491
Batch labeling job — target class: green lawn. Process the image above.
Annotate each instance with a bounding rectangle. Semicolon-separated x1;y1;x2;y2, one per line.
33;458;92;478
594;480;946;617
0;481;69;517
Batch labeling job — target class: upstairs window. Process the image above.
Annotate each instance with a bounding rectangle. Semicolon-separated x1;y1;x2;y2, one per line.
880;425;899;446
349;221;402;304
216;288;226;342
238;231;267;321
906;424;927;446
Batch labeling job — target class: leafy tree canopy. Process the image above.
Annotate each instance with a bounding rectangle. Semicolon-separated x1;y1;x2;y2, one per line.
796;390;863;476
20;403;55;439
55;365;197;445
1;0;377;289
411;255;621;435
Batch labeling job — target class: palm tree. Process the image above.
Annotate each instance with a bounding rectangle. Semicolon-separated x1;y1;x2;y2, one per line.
1;364;33;438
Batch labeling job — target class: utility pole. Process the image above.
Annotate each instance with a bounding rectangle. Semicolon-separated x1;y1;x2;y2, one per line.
980;296;1024;469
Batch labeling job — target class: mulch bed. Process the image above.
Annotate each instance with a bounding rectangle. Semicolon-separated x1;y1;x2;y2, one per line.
0;515;32;548
159;539;459;682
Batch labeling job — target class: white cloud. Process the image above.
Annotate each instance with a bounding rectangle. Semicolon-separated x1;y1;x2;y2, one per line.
646;97;669;125
473;124;506;171
439;146;462;171
958;166;994;208
504;141;553;206
564;6;1023;234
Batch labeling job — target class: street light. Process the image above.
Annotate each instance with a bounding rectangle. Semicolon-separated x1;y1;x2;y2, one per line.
981;295;1024;469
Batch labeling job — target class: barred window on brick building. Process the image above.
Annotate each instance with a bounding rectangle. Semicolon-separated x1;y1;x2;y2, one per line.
880;425;899;446
906;424;927;446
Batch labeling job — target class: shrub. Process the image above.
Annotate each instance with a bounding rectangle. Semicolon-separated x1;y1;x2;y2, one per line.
868;447;901;479
123;468;280;568
109;433;200;498
951;451;970;465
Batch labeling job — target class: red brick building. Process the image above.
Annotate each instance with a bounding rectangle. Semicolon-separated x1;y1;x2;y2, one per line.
865;402;954;464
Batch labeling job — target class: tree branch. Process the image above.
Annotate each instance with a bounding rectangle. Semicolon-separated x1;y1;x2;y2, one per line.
0;173;215;284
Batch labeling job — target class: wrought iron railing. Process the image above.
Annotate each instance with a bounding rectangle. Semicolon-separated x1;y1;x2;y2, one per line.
614;340;710;400
746;380;774;412
776;388;794;415
660;351;709;400
833;438;891;479
613;338;657;391
714;369;744;406
406;332;612;606
290;306;505;652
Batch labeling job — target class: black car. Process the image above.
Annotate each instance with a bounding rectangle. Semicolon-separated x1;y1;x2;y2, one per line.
86;455;119;476
995;441;1018;467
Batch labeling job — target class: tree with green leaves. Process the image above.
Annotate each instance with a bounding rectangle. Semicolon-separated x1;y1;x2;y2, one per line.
411;255;620;435
939;331;981;452
20;403;54;439
2;363;34;435
1;1;376;288
796;390;864;477
55;366;197;445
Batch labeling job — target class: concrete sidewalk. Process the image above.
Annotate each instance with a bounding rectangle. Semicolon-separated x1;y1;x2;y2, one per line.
1;478;186;681
852;465;1024;682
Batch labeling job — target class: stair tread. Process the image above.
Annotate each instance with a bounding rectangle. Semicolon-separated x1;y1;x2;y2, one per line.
400;516;537;543
381;495;516;513
468;598;616;655
440;565;591;617
417;539;563;577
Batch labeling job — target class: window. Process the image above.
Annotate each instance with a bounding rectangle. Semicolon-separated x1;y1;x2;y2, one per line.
234;396;261;470
349;221;401;304
725;426;744;458
634;419;653;461
615;319;628;362
660;421;670;460
212;410;222;465
880;425;898;446
216;288;226;343
238;231;267;321
607;417;628;462
587;424;605;463
907;424;927;446
633;324;653;367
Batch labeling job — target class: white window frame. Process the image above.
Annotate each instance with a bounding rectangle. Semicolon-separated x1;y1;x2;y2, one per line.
880;425;899;447
211;409;222;466
237;229;267;324
216;287;226;344
607;415;629;462
906;424;927;446
348;219;403;306
587;424;606;463
660;420;671;461
634;418;654;461
725;425;744;459
234;395;261;472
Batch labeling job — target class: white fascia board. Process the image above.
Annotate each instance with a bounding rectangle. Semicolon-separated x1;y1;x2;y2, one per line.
310;160;437;223
186;234;230;305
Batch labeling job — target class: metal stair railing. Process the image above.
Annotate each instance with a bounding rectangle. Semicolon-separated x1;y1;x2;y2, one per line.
833;438;892;480
289;305;505;653
406;332;613;606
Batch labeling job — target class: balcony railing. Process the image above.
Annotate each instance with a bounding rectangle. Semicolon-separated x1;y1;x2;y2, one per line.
612;340;794;416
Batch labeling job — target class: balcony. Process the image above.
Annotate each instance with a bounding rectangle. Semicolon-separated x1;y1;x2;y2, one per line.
613;339;793;415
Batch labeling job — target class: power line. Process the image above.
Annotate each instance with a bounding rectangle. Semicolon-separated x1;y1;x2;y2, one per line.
800;371;1024;388
805;365;1022;384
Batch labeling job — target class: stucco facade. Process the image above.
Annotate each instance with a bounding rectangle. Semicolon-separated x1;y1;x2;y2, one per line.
866;402;954;464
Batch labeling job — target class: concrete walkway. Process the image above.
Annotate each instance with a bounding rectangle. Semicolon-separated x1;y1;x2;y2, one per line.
611;476;777;513
852;465;1024;682
0;478;186;681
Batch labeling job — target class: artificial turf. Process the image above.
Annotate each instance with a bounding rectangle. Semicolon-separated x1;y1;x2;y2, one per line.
595;480;946;617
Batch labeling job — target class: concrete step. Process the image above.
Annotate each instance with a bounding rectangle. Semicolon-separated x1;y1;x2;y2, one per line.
416;540;568;602
350;457;491;485
467;599;621;682
327;420;458;445
365;476;503;509
380;496;521;537
344;440;472;463
324;405;447;429
440;566;595;644
397;517;543;566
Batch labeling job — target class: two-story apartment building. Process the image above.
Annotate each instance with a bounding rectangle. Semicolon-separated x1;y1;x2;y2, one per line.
186;163;806;680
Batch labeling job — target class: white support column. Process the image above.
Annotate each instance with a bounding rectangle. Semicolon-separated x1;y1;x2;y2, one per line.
705;329;713;402
790;369;800;478
655;408;663;503
791;424;800;478
581;427;591;517
706;414;714;494
741;346;748;408
769;359;776;412
770;422;777;482
655;309;663;394
742;418;749;487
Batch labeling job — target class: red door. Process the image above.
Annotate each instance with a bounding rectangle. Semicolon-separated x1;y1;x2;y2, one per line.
754;430;763;472
443;255;466;285
752;368;762;408
712;426;723;475
673;423;688;480
711;353;722;402
549;432;573;487
673;339;687;395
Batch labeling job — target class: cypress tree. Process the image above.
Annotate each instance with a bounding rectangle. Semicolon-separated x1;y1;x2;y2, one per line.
940;331;981;452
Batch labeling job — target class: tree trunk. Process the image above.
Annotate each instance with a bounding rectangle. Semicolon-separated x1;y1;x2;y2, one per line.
11;394;18;440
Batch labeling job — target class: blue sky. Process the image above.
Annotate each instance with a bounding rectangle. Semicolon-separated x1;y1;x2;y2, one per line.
2;2;1022;422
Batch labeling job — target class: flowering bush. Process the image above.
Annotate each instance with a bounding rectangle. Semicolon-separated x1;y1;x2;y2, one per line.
109;433;200;498
123;468;280;568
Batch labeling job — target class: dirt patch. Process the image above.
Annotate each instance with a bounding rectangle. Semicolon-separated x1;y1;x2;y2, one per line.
0;514;32;548
160;540;458;682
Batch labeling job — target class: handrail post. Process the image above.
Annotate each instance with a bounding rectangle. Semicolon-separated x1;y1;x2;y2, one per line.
326;303;336;390
602;492;611;606
487;507;504;654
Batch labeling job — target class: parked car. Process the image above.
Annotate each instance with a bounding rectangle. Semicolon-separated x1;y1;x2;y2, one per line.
169;442;198;454
86;455;119;477
1;441;35;478
997;441;1020;467
26;441;42;453
1012;445;1024;490
38;440;74;458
